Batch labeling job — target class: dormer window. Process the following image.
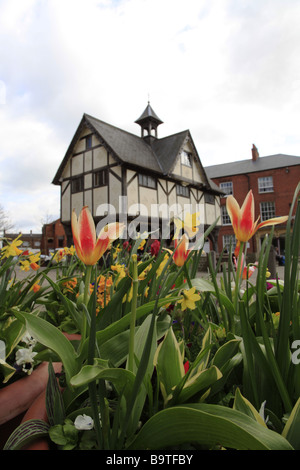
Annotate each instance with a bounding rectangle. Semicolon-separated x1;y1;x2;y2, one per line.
180;150;192;167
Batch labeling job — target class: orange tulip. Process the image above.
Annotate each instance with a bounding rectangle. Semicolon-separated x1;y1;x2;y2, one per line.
173;234;190;267
226;190;288;246
71;206;124;266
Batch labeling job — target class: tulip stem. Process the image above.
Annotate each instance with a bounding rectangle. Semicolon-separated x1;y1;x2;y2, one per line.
234;241;245;317
82;265;92;341
128;254;138;373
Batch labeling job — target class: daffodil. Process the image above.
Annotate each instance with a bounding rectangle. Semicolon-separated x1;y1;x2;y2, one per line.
71;206;125;266
226;190;288;247
173;212;201;240
19;252;40;271
1;234;23;258
178;286;200;311
156;253;169;277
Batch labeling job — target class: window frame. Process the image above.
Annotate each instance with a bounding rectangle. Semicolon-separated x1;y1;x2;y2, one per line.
86;135;93;150
222;234;237;252
71;175;84;193
93;169;108;188
221;205;231;225
138;173;157;189
176;183;190;198
258;176;274;193
219;181;233;196
180;150;192;167
260;201;275;221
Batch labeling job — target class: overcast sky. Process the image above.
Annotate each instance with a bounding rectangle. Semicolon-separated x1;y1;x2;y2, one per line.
0;0;300;233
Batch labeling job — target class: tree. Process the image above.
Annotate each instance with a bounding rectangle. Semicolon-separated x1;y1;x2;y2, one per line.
0;203;14;233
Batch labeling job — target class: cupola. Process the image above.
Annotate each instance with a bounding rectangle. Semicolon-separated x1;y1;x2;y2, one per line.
135;102;163;144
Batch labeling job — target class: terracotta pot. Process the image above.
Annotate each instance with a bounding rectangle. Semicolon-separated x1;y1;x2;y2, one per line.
0;362;61;426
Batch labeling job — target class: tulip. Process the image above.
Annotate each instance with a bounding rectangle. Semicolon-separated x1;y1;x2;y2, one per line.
226;190;288;245
71;206;124;266
173;233;189;267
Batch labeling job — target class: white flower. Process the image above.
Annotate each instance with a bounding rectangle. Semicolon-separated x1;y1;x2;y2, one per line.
15;347;38;374
21;332;37;348
74;414;94;430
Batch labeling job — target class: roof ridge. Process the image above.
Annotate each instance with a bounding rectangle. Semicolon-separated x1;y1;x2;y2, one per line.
84;113;142;140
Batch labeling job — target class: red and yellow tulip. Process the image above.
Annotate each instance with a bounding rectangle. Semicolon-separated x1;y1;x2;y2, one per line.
173;233;190;267
71;206;124;266
226;190;288;253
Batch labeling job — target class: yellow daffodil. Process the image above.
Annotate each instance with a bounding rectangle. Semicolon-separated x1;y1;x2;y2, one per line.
19;252;40;271
173;212;201;240
156;254;169;278
1;234;23;258
138;239;146;250
111;264;127;284
178;287;201;311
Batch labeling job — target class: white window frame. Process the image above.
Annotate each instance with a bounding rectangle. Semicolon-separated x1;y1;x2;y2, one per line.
260;201;275;221
219;181;233;196
180;150;192;167
258;176;274;193
221;205;231;225
222;234;237;252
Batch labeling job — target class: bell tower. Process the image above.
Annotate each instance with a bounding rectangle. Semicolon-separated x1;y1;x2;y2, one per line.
135;102;163;145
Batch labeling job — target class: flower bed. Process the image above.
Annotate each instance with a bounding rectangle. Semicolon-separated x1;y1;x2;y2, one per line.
1;185;300;451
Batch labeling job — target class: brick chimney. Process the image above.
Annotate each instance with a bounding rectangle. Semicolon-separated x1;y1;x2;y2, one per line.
252;144;259;161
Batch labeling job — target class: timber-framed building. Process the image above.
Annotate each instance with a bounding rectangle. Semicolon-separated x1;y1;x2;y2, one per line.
52;103;222;249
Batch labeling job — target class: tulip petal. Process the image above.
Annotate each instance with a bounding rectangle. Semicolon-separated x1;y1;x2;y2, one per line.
239;191;255;240
78;206;96;258
71;210;85;263
256;216;289;231
226;195;240;231
173;234;189;267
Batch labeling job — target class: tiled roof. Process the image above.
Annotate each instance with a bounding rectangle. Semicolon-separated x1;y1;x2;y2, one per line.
205;154;300;178
53;113;217;192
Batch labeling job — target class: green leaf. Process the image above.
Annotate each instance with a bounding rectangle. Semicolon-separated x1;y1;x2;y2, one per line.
70;360;136;408
3;419;50;450
233;388;267;427
0;358;17;383
46;361;65;426
154;328;184;403
127;404;294;450
175;365;222;404
13;311;79;388
282;397;300;449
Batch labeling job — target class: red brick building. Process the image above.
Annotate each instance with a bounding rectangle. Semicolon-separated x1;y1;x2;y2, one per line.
205;146;300;258
41;218;67;255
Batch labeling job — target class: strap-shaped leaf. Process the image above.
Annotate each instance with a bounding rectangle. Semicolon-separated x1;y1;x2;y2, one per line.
3;419;50;450
282;397;300;450
13;311;78;389
127;404;293;450
46;361;65;426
